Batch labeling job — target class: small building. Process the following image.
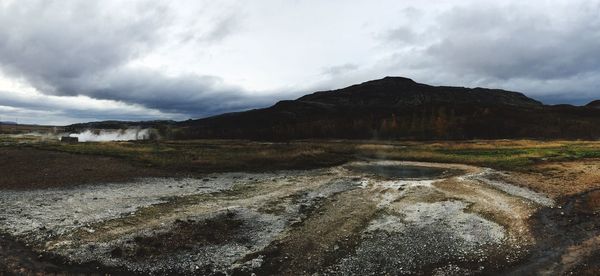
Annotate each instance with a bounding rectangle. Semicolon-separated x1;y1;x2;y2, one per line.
60;136;79;143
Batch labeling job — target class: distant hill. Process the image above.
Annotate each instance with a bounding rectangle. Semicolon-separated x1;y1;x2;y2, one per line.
176;77;600;140
296;77;542;108
586;100;600;109
0;121;17;125
67;120;176;131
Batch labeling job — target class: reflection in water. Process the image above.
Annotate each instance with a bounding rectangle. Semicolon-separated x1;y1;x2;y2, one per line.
346;164;459;179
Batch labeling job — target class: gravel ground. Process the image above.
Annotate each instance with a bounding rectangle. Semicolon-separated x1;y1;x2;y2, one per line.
331;201;507;275
0;176;239;237
0;160;557;275
460;168;555;207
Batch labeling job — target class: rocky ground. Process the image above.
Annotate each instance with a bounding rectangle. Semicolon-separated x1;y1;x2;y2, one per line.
2;157;592;275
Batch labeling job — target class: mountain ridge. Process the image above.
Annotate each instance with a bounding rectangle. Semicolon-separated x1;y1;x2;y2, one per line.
296;76;542;108
586;100;600;109
66;77;600;140
174;76;600;140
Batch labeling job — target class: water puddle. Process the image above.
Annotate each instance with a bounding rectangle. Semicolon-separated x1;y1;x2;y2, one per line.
346;163;461;180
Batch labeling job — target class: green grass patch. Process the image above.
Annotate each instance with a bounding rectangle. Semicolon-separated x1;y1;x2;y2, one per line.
5;137;600;173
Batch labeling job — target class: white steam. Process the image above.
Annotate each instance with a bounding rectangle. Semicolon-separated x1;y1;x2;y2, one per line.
69;129;154;142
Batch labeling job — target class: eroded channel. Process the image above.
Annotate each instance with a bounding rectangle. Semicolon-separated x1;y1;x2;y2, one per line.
0;160;555;275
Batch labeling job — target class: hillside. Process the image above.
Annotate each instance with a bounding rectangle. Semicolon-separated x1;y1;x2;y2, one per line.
586;100;600;109
67;120;176;131
296;77;542;108
174;77;600;140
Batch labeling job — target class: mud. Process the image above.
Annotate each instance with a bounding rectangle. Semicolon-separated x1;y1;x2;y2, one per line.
0;160;584;275
503;188;600;275
0;233;133;275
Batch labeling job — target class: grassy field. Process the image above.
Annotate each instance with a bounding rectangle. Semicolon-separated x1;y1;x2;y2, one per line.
2;135;599;173
0;124;64;135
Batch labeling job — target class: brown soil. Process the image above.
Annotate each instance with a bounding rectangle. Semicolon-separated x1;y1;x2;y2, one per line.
510;160;600;198
0;147;172;190
114;212;247;261
0;233;131;275
504;188;600;275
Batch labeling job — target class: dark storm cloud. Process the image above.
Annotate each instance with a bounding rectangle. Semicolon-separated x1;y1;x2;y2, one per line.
0;88;185;125
0;0;259;119
88;69;276;117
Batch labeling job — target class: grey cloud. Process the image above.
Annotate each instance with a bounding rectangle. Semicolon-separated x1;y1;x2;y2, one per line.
2;0;599;126
202;14;241;42
178;10;242;44
322;63;359;77
0;0;169;95
384;26;418;44
0;90;185;125
426;3;600;80
0;0;255;119
378;1;600;104
87;69;276;117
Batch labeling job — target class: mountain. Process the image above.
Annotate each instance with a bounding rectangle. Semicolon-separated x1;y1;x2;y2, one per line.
0;121;17;125
586;100;600;109
173;77;599;140
67;120;176;131
296;77;542;108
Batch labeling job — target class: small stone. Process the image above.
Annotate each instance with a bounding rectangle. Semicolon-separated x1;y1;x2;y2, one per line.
251;257;263;268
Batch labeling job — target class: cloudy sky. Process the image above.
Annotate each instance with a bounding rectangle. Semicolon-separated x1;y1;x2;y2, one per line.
0;0;599;125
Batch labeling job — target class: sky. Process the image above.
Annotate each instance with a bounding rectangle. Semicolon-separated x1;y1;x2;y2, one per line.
0;0;599;125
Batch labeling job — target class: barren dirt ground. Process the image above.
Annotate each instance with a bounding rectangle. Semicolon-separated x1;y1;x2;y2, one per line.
1;143;599;275
0;148;174;190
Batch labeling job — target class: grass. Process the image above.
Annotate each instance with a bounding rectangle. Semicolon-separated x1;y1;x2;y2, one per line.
351;140;600;170
7;138;356;173
2;135;599;172
0;124;64;135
